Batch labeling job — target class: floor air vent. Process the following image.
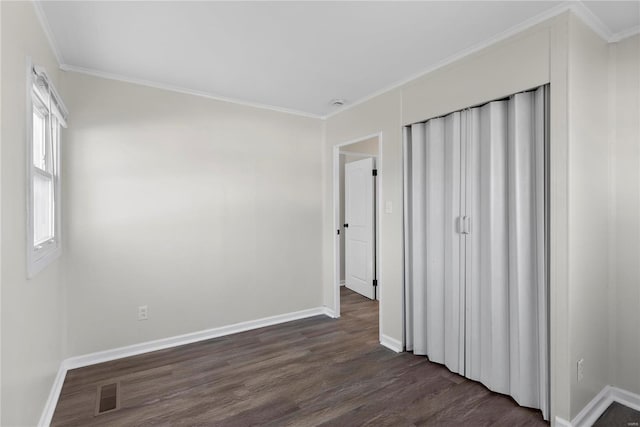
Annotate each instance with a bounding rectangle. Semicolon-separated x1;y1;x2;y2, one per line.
95;382;120;415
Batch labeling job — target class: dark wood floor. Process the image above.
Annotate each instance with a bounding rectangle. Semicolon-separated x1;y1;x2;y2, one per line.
593;402;640;426
52;287;547;426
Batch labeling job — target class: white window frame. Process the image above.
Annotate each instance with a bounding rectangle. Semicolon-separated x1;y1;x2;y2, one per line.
26;59;67;278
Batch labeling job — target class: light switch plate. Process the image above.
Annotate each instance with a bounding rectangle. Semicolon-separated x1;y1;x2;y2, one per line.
385;201;393;214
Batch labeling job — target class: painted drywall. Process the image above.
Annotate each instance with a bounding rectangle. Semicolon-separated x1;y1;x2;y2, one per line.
60;71;324;356
1;2;67;425
610;34;640;397
324;13;574;423
324;89;403;341
567;15;611;418
342;136;379;156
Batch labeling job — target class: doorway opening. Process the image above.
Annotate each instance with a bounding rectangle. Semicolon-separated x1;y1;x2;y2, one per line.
333;133;382;330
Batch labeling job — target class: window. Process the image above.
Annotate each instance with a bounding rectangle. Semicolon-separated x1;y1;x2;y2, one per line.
27;62;67;278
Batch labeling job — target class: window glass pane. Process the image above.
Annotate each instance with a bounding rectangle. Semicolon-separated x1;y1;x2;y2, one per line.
33;109;46;170
34;173;54;245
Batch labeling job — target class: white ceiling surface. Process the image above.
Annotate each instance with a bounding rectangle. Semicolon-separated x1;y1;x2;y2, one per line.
40;1;640;117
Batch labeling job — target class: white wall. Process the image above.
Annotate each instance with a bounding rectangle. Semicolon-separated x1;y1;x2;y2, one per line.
610;33;640;397
1;3;67;425
2;4;637;424
60;71;324;356
323;13;575;423
325;13;640;421
567;14;611;416
342;136;379;155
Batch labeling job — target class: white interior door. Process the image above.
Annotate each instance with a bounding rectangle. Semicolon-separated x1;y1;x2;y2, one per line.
344;157;375;300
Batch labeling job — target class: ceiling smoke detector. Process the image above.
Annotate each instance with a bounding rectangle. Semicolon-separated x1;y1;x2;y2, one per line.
330;98;345;107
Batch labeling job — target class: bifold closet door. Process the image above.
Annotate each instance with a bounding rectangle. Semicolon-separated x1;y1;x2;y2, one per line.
406;112;464;375
464;87;547;417
404;86;548;419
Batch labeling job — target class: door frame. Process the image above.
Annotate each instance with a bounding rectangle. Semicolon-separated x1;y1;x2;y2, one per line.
333;132;383;320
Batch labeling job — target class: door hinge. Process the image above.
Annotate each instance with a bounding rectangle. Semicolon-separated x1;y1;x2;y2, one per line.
373;279;378;287
372;169;378;176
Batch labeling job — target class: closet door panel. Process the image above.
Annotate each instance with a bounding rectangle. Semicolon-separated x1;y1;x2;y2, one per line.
443;112;463;374
534;86;549;418
425;118;446;363
508;91;541;409
465;102;510;395
403;127;413;352
409;122;427;355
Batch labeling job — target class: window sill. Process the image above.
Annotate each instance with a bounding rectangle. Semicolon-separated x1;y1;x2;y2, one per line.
27;245;61;279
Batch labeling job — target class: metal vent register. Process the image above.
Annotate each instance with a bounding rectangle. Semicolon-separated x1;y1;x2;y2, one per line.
95;382;120;415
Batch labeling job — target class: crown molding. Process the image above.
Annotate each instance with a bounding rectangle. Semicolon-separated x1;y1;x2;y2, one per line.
323;1;637;120
59;64;323;119
568;1;614;41
322;1;574;120
610;24;640;43
32;0;65;66
34;0;638;120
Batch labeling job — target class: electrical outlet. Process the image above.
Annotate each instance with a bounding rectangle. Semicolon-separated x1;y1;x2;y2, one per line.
577;358;584;382
138;305;148;321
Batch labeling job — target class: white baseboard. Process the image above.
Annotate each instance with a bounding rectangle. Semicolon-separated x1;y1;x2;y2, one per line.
380;334;403;353
37;363;68;427
39;306;330;426
322;307;339;318
612;386;640;413
557;385;640;427
554;416;572;427
571;385;613;427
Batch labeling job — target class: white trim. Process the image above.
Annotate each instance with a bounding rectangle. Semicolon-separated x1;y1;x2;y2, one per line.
323;2;574;120
65;307;327;369
380;334;403;353
610;25;640;43
340;150;379;158
26;58;63;279
562;385;640;427
322;1;633;120
38;363;67;427
59;64;322;120
39;306;333;425
612;386;640;412
32;1;65;66
333;133;383;318
554;416;572;427
322;307;338;319
571;385;613;427
569;1;614;42
34;1;637;120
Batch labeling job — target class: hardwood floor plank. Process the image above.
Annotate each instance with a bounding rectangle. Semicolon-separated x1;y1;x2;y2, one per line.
52;287;547;426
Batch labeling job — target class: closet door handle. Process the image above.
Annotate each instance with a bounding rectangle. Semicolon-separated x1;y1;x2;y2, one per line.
458;216;471;235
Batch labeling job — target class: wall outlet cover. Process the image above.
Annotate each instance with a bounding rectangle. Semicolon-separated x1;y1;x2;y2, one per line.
138;305;148;321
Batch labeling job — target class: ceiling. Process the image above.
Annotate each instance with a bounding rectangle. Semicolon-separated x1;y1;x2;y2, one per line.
39;1;640;118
